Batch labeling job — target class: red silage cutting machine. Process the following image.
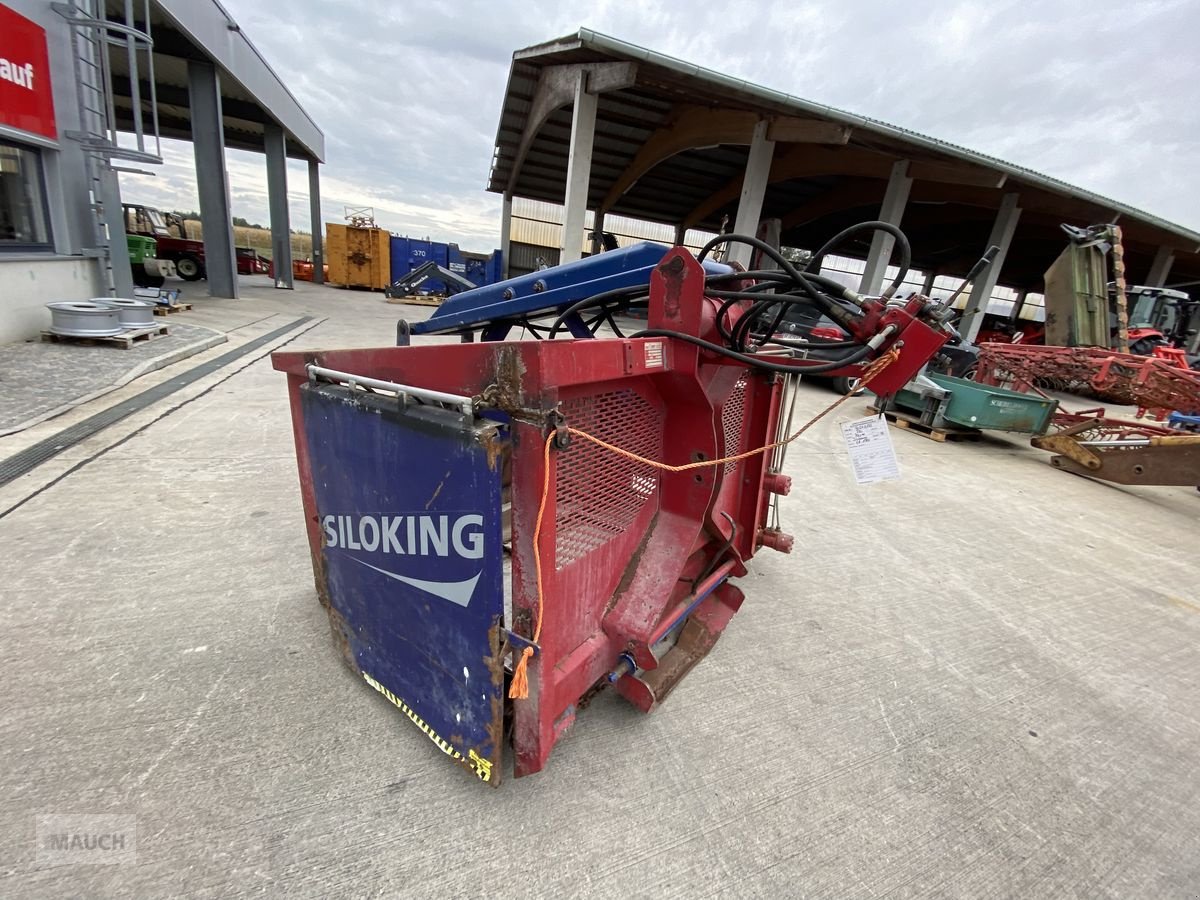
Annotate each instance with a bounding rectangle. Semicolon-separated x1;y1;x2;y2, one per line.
273;225;969;783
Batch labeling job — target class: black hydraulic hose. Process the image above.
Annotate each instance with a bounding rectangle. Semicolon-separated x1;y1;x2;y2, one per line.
696;233;853;322
597;309;625;338
548;284;650;338
729;300;765;352
631;328;874;375
705;268;787;283
707;288;810;300
744;303;792;352
757;302;791;349
697;233;806;280
545;221;912;350
546;237;873;342
806;220;912;296
714;294;742;343
765;335;861;350
708;269;860;303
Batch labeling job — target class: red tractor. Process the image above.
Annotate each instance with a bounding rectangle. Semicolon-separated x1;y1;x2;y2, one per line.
124;204;270;280
1122;286;1199;363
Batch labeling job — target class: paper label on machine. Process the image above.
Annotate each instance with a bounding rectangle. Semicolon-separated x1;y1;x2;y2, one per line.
841;416;901;484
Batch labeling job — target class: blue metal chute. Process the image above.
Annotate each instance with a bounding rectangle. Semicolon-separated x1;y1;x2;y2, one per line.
410;242;669;337
405;242;731;341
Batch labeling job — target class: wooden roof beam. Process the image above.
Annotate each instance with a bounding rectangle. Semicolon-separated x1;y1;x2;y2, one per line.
682;146;1009;230
505;62;638;195
598;106;851;213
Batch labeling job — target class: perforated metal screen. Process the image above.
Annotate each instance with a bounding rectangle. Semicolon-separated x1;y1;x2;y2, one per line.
554;389;663;569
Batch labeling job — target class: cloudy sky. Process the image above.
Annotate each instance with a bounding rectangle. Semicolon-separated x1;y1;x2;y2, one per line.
122;0;1200;249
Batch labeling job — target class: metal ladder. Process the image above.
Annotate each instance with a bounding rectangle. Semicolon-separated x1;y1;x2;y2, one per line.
53;0;163;295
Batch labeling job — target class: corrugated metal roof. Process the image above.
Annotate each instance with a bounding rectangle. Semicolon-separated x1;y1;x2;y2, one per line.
564;29;1198;247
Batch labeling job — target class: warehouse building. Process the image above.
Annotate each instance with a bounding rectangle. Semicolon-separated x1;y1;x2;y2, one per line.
0;0;324;343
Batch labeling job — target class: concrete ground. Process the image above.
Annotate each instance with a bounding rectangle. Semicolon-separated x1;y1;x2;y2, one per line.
0;321;226;436
1;277;1198;898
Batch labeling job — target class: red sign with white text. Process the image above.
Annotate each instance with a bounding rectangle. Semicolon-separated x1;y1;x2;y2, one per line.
0;3;57;141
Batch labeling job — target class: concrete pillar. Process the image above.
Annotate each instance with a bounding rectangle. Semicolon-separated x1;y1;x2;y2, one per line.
307;158;324;284
265;122;293;290
727;120;775;269
187;60;238;299
754;218;782;270
920;269;937;297
959;192;1021;343
591;209;606;255
98;164;134;298
560;72;597;264
499;193;512;279
1145;246;1174;287
1010;288;1029;322
860;161;912;295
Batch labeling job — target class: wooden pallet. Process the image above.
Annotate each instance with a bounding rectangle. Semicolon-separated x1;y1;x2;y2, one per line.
41;323;170;349
152;302;192;316
385;294;444;307
869;405;982;443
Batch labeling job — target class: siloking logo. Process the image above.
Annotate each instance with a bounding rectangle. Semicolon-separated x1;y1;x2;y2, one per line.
322;513;484;607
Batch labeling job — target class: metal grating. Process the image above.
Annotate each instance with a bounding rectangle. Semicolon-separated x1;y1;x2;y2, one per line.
721;376;748;475
0;317;314;489
555;389;662;569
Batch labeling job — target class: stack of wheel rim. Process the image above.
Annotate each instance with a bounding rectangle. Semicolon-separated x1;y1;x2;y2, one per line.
45;298;158;336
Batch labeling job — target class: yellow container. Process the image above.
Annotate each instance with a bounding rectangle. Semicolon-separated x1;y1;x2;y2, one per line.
326;223;391;290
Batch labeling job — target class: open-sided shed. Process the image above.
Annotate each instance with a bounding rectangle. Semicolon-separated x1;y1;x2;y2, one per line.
488;30;1198;339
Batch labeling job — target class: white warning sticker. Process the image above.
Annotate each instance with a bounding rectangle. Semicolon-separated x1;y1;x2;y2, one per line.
644;341;664;368
841;415;901;484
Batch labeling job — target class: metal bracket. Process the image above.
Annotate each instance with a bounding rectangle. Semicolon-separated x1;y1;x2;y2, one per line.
306;364;474;417
506;631;540;658
548;410;570;449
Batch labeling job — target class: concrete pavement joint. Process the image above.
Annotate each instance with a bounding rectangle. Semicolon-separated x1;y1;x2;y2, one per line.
0;317;324;520
0;332;231;439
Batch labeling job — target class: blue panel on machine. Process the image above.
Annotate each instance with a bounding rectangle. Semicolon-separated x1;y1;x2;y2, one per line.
411;241;674;335
299;383;506;784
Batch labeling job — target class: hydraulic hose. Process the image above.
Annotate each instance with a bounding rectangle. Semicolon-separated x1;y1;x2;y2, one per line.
548;284;650;338
631;328;874;375
806;220;912;298
541;219;912;377
697;233;852;326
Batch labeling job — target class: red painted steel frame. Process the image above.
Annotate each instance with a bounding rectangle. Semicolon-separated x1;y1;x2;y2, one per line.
273;250;947;778
274;254;785;777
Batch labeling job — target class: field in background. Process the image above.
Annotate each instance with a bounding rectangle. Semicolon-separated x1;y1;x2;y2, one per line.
179;219;315;261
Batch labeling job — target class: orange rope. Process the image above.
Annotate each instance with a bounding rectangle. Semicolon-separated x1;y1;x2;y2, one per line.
508;429;554;700
507;347;900;699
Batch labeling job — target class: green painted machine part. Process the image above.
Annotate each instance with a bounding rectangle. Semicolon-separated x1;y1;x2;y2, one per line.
127;234;175;287
1042;224;1115;349
892;372;1059;434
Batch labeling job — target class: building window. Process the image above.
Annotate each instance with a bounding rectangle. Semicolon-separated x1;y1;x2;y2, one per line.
0;139;51;249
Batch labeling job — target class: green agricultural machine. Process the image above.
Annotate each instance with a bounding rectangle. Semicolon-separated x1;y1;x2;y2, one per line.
127;234;176;288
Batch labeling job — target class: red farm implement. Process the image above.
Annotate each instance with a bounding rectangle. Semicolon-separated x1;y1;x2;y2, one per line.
273;227;967;783
976;343;1200;418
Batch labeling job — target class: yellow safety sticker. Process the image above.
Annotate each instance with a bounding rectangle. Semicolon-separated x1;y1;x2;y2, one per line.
362;671;492;782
